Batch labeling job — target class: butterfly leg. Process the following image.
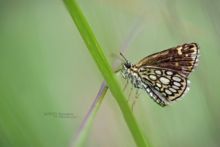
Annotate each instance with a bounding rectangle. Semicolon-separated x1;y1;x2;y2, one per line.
131;89;140;111
127;84;134;102
123;79;129;91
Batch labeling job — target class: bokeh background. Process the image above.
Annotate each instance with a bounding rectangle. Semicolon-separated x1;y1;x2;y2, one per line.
1;0;220;147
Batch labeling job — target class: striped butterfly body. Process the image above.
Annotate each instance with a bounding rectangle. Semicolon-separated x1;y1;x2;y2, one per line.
121;43;199;107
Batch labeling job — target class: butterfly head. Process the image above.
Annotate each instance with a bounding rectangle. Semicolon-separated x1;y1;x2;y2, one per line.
120;52;131;66
120;52;133;79
124;62;132;69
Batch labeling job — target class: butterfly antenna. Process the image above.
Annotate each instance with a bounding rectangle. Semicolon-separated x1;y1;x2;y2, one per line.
120;52;128;63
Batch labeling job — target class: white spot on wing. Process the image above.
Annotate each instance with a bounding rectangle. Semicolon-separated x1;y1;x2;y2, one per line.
165;89;172;95
166;71;173;75
149;75;157;80
155;70;162;75
159;77;170;85
172;85;179;89
169;87;177;93
172;76;181;82
156;83;162;88
174;82;181;87
177;47;182;55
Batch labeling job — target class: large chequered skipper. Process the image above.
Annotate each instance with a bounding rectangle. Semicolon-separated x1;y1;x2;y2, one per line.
120;43;199;106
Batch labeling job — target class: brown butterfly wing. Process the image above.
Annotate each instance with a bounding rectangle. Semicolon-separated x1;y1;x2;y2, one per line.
135;43;199;77
137;66;189;106
132;43;199;106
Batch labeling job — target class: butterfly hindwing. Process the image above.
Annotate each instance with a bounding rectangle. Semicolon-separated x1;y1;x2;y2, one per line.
138;66;188;106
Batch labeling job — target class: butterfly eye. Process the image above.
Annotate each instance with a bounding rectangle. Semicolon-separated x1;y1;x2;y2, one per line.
124;62;131;68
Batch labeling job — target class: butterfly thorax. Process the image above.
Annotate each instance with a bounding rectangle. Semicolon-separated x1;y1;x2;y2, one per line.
121;62;145;89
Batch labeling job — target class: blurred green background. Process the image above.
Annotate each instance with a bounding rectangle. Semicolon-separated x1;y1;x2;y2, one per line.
1;0;220;147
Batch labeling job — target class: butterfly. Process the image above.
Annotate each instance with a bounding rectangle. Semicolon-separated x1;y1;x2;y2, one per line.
120;43;199;107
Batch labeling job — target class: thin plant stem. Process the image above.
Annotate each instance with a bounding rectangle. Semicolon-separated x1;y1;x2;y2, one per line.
71;19;143;147
63;0;150;146
71;81;108;147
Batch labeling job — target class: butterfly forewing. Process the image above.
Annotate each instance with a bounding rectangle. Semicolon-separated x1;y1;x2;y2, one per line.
135;43;199;77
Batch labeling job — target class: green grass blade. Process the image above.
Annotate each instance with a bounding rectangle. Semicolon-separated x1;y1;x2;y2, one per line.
63;0;150;146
